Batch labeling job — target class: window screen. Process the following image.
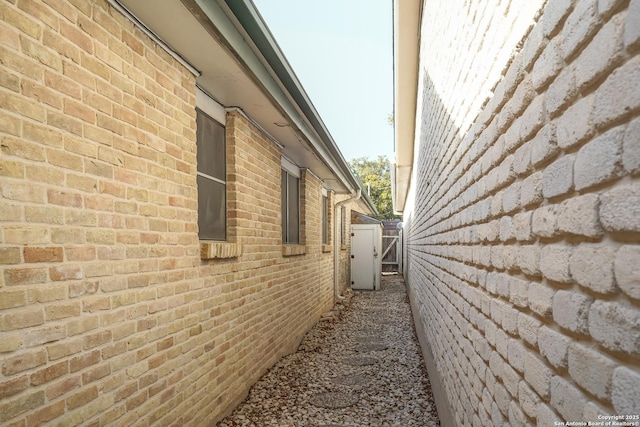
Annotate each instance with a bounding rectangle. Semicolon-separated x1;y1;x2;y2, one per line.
281;169;300;244
196;108;226;240
322;194;329;244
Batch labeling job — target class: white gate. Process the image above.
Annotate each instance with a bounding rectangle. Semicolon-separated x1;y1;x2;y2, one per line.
381;221;403;272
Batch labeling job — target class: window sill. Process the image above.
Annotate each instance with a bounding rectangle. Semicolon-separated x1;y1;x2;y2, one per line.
322;244;333;253
200;242;242;260
282;244;306;257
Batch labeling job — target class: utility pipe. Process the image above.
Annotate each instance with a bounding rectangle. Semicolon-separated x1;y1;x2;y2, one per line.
333;190;361;302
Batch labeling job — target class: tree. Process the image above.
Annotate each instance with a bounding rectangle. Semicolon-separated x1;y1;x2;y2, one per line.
349;155;400;220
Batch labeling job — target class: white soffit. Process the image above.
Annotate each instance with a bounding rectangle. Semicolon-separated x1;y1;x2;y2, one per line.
112;0;352;193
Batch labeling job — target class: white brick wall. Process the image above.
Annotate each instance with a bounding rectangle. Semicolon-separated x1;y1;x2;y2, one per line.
404;0;640;425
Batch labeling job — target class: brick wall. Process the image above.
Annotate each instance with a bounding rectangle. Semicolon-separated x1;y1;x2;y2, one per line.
405;0;640;425
0;1;348;425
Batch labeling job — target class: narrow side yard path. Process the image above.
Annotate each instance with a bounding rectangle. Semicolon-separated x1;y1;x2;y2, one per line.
217;274;441;427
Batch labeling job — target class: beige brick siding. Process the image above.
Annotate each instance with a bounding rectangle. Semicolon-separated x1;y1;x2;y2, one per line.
405;0;640;425
0;1;358;425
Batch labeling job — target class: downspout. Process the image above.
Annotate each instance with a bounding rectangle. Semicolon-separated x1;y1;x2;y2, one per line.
333;190;361;302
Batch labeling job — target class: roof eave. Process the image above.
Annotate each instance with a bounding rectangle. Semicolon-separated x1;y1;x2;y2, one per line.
361;189;379;217
111;0;362;194
205;0;362;194
392;0;421;213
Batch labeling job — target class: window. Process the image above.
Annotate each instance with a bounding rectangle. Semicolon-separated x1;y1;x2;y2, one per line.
340;206;346;245
196;107;226;240
281;160;300;244
322;192;329;244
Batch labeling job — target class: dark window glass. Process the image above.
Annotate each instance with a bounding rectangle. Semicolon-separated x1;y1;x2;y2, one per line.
281;169;300;244
196;109;225;181
281;172;287;242
197;175;226;240
340;206;346;245
196;108;226;240
322;195;328;244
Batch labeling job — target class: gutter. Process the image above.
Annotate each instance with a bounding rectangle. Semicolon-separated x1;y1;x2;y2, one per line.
183;0;378;212
392;0;421;213
333;190;361;301
211;0;361;194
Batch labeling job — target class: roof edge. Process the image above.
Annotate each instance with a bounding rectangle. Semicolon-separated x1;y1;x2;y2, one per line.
392;0;421;213
218;0;363;195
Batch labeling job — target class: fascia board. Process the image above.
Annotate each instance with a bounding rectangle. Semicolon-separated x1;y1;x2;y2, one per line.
191;0;358;193
361;189;380;217
392;0;420;213
221;0;358;190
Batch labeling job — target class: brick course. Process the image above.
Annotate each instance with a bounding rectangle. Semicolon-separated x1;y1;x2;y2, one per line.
0;1;362;425
404;0;640;425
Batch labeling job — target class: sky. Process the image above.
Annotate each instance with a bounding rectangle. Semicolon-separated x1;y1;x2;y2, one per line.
252;0;394;163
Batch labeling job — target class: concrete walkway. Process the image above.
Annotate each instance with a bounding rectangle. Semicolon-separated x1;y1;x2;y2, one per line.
216;274;441;427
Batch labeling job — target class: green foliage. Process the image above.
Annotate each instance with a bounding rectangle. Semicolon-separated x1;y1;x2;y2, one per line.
386;113;394;127
349;155;400;220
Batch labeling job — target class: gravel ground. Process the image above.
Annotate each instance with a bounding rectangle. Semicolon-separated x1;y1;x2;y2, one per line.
216;274;441;427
